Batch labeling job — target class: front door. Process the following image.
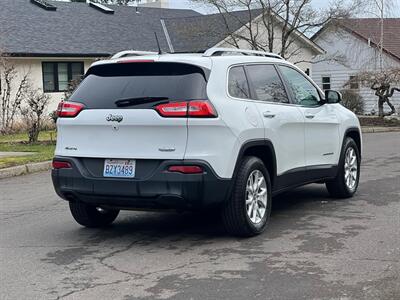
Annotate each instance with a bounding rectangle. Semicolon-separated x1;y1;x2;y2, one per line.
277;65;340;168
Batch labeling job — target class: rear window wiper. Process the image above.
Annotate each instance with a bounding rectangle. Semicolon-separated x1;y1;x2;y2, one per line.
115;97;169;107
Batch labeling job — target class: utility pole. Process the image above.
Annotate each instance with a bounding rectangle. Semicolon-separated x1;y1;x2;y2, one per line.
379;0;384;71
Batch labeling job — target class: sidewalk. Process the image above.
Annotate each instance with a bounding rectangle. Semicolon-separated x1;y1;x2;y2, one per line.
361;126;400;133
0;151;35;158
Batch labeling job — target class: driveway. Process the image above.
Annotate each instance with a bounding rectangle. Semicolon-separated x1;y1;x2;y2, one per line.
0;132;399;299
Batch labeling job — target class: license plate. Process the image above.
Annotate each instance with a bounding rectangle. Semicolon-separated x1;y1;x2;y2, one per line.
103;159;136;178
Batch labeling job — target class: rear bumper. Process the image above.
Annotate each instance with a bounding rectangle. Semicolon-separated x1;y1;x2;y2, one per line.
51;156;232;210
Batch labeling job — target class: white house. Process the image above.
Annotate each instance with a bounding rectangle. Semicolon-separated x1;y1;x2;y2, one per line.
1;0;324;113
311;18;400;114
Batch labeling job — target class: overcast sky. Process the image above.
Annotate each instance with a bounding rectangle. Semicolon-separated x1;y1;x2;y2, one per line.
167;0;400;17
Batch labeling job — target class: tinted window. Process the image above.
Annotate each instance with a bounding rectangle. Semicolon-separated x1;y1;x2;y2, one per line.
228;66;250;99
69;63;208;109
279;66;320;106
246;64;289;103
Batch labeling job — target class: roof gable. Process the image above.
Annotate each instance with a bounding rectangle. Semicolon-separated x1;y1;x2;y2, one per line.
313;18;400;62
163;9;324;54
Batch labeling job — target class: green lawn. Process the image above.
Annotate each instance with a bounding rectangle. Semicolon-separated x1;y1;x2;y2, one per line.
0;131;56;169
0;131;57;143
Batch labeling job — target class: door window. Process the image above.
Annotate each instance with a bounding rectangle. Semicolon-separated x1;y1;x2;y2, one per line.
279;66;321;107
245;64;289;103
228;66;250;99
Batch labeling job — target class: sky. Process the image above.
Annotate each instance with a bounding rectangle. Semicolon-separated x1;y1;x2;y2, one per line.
167;0;400;17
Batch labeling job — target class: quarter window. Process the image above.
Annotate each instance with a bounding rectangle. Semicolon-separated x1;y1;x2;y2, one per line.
279;65;321;106
322;76;331;90
228;66;250;99
42;62;84;92
245;64;289;103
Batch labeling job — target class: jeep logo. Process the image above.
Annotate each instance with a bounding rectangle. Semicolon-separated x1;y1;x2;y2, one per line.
106;114;123;123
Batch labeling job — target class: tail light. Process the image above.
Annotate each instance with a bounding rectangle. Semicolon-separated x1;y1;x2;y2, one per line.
155;100;217;118
52;160;72;169
168;165;204;174
57;101;85;118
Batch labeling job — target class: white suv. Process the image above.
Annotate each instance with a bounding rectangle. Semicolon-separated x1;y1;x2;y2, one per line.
52;48;362;237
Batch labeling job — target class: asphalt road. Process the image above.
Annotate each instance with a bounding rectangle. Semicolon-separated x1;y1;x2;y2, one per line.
1;132;399;300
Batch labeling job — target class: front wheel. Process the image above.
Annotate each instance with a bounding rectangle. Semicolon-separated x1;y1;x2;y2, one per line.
222;156;272;237
69;202;119;228
326;137;360;198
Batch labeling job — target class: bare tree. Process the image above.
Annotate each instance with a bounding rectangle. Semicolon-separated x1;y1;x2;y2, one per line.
20;89;50;143
360;0;398;71
350;69;400;116
0;52;30;134
191;0;362;62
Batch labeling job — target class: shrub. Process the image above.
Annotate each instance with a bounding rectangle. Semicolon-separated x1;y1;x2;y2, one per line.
20;89;50;143
340;89;364;114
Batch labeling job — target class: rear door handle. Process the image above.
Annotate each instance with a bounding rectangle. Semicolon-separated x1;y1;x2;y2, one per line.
263;112;276;118
305;114;315;119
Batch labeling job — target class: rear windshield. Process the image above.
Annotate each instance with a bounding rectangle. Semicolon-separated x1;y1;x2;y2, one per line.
69;62;208;109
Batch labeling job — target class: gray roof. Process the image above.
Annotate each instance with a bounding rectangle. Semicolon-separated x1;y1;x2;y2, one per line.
0;0;201;56
0;0;322;57
163;10;261;53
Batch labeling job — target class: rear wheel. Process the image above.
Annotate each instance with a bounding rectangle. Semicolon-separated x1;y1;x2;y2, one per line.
222;156;272;237
69;202;119;228
326;137;360;198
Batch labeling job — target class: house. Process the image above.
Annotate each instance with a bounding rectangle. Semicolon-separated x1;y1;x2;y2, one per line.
311;18;400;114
0;0;324;112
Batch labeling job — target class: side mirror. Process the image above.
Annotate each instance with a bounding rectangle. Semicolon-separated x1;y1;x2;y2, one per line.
324;90;342;104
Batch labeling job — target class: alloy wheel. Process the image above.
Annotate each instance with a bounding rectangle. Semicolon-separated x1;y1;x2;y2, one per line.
245;170;268;224
344;147;358;190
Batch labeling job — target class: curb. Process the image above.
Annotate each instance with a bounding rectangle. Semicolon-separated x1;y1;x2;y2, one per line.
362;127;400;133
0;161;52;179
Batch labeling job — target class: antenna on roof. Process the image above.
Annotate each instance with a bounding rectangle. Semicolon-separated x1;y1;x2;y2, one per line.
154;32;162;55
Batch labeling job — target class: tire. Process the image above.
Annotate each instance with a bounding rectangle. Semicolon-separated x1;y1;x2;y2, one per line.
326;137;360;198
69;202;119;228
222;156;272;237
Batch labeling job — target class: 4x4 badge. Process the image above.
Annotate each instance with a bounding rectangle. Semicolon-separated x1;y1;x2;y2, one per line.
106;114;123;123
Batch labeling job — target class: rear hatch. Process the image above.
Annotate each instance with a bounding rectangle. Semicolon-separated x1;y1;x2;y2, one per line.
55;61;209;160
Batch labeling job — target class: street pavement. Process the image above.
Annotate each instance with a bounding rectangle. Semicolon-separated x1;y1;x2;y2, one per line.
0;132;399;300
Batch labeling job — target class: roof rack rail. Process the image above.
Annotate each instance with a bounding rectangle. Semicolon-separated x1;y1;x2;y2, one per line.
203;48;283;59
111;50;159;59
